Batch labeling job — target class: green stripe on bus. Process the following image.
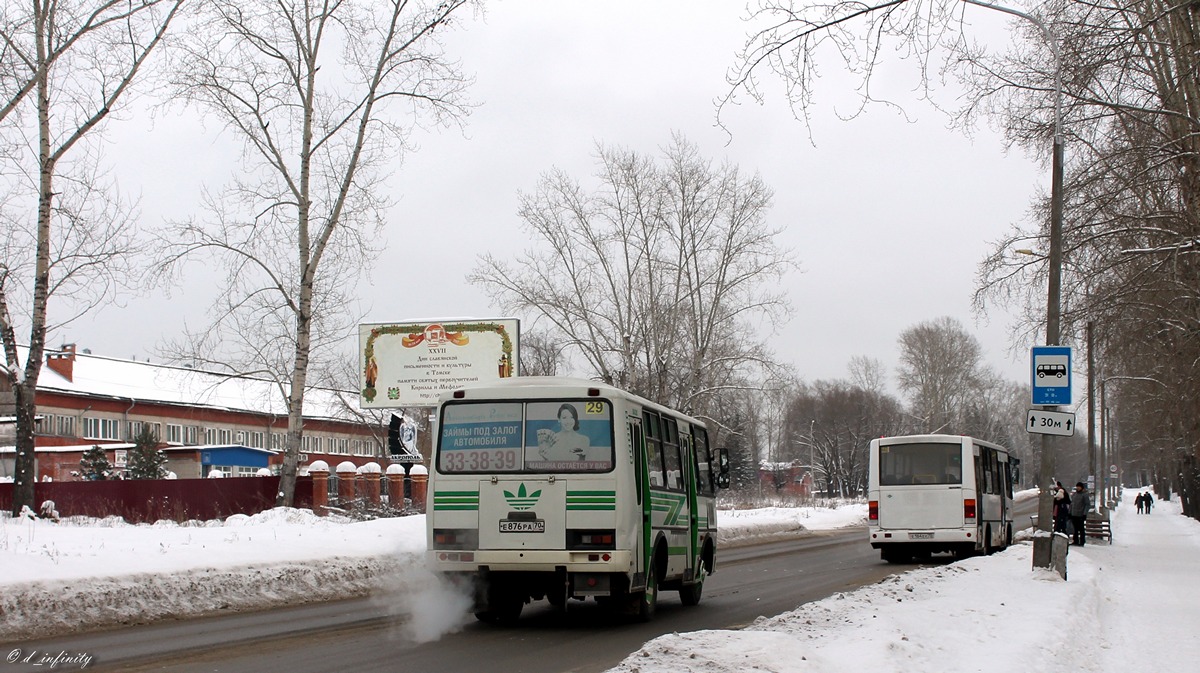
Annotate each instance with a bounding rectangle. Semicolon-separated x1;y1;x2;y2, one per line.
567;505;616;510
433;504;479;511
667;546;688;556
567;496;616;503
567;490;616;496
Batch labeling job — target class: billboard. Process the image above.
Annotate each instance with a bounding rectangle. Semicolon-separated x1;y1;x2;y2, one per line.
359;318;519;407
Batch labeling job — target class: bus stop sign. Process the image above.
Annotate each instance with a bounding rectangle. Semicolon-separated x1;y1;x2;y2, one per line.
1031;346;1072;405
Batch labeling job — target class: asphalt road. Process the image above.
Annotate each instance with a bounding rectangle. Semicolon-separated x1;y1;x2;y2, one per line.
9;500;1036;673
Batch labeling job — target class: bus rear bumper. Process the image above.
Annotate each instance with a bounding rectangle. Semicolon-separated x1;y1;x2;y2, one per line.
428;549;634;573
868;528;975;550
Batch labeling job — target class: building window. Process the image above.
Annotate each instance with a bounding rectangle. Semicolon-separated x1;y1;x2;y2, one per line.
56;415;75;437
205;427;216;445
250;431;264;448
183;425;198;445
235;430;247;445
83;417;120;440
166;424;183;444
236;466;258;477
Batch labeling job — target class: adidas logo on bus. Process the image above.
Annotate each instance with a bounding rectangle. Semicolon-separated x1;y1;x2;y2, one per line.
503;483;542;510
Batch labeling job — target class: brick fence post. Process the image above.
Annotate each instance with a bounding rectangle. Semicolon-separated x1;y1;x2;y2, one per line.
410;464;428;513
386;464;405;509
336;461;357;507
309;461;329;516
360;462;382;506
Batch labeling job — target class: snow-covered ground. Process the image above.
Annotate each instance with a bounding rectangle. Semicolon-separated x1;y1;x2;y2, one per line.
2;488;1196;673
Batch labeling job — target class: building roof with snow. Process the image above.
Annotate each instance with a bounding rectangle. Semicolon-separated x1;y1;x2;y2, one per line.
22;345;361;423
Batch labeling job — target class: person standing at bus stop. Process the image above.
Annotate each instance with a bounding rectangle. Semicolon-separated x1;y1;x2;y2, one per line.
1069;482;1091;546
1053;481;1070;533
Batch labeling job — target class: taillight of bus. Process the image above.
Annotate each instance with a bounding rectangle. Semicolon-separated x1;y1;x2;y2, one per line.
963;499;977;520
868;501;878;521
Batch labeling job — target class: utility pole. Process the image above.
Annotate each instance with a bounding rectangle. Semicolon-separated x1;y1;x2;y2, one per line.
964;0;1064;571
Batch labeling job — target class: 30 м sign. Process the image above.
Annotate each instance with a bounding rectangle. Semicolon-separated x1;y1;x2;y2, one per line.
1026;409;1076;437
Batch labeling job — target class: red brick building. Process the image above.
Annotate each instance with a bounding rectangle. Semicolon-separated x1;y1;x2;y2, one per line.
0;345;421;482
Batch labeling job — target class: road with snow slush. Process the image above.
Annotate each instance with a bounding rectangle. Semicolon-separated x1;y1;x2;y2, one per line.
10;502;1034;673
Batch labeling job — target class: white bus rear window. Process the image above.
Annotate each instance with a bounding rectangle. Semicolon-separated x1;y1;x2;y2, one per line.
438;400;614;474
879;443;963;486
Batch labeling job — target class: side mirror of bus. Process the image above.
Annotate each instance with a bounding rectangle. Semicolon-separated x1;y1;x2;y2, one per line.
716;448;730;489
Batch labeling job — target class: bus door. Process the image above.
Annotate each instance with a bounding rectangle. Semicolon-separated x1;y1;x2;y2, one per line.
680;429;699;582
627;414;650;587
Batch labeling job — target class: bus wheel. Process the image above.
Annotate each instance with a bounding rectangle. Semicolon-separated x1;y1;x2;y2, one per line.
636;571;658;621
984;526;995;555
881;547;911;564
679;572;704;607
475;584;523;625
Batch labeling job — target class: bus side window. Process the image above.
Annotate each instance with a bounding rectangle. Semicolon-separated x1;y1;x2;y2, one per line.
693;426;714;495
644;411;665;489
662;417;682;490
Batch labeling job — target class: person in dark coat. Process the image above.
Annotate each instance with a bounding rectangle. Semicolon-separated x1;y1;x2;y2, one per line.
1053;481;1071;533
1069;482;1091;545
1135;492;1145;514
1143;491;1154;514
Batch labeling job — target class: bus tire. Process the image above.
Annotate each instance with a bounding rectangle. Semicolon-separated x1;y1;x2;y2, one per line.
679;572;704;607
984;526;995;555
881;547;911;564
475;583;523;625
636;570;658;621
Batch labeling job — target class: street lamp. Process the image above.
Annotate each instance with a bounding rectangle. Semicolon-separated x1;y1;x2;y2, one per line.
964;0;1066;571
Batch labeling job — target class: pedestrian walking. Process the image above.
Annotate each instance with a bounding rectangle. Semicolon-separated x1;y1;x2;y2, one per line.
1135;492;1145;514
1069;482;1091;546
1143;491;1154;514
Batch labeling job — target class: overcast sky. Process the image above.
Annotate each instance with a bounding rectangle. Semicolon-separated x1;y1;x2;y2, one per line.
66;1;1046;392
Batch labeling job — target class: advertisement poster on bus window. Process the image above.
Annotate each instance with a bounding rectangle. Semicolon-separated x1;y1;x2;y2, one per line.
358;318;519;408
439;402;524;472
524;400;613;471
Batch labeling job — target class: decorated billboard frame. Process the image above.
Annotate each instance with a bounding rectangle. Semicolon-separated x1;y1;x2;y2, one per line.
359;318;519;408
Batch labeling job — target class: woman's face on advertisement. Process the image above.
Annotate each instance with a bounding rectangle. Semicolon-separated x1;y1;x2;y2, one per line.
559;408;574;431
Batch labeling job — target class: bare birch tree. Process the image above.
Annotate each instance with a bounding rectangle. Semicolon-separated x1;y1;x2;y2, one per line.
154;0;475;506
0;0;183;515
470;134;795;422
896;316;989;434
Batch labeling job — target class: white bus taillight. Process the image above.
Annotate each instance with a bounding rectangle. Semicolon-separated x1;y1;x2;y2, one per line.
963;499;977;520
868;501;878;521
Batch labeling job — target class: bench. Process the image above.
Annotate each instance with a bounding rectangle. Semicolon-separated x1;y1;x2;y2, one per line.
1085;510;1113;544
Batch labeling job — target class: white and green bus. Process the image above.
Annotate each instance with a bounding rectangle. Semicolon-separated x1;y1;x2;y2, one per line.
868;434;1019;563
426;377;729;623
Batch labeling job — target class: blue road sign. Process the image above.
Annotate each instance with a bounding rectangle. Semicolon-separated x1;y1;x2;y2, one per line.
1031;346;1072;405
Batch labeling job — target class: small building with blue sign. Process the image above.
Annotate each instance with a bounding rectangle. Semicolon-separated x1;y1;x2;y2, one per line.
164;445;280;479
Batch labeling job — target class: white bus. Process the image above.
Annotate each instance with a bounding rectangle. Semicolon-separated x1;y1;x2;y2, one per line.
426;377;730;623
868;434;1019;563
